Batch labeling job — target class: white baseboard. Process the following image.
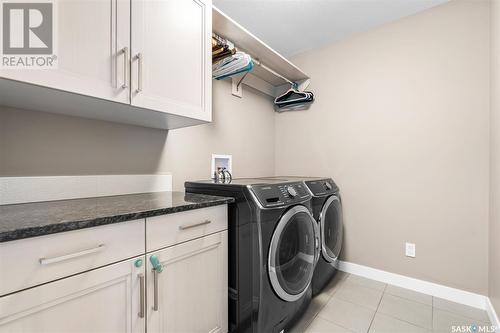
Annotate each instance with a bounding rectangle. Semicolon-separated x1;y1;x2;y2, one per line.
486;297;500;330
337;260;488;310
0;174;172;205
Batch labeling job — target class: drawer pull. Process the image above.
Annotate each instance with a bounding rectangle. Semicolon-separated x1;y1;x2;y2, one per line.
178;220;212;230
39;244;106;265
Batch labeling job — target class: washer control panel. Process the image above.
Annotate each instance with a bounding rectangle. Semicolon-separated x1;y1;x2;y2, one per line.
251;182;311;208
286;186;298;198
305;178;338;196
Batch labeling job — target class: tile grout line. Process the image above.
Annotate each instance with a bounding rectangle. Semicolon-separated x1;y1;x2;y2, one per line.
314;314;358;333
433;306;492;325
385;286;488;326
374;280;488;328
301;313;318;332
329;274;385;313
365;283;387;333
312;274;489;332
377;290;434;331
341;276;440;331
304;273;351;332
327;321;357;333
309;273;449;333
332;291;381;312
383;291;433;306
433;294;490;323
384;286;434;306
302;285;338;332
376;309;432;331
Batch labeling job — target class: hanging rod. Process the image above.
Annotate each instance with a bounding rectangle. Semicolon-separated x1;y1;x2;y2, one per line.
253;59;295;86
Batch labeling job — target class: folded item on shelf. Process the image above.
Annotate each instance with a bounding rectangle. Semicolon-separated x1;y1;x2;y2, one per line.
213;47;236;62
212;38;219;49
212;34;235;50
212;51;254;80
212;33;237;66
212;45;226;55
212;33;228;49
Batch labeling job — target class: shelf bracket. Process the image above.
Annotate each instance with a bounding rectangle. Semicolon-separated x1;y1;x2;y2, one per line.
231;71;249;98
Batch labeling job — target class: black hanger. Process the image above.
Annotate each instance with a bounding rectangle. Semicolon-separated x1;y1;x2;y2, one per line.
274;83;312;105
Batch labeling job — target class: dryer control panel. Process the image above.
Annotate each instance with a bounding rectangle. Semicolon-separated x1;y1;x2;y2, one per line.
305;178;339;196
251;182;311;208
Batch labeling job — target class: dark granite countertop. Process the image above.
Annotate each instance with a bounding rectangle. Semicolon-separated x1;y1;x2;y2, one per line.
0;192;234;243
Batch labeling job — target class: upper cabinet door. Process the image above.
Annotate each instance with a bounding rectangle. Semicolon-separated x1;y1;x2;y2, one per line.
131;0;212;121
0;0;130;104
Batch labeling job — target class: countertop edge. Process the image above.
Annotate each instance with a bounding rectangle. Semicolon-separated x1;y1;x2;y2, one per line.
0;197;234;243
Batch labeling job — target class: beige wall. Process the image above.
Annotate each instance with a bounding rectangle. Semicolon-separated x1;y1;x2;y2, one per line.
275;0;490;294
0;79;275;190
490;0;500;315
0;0;494;298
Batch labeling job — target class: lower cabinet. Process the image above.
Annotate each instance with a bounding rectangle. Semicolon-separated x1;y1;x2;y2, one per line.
0;256;146;332
147;231;228;333
0;207;229;333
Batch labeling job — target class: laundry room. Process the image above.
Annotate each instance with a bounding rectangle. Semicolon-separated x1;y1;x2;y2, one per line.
0;0;498;332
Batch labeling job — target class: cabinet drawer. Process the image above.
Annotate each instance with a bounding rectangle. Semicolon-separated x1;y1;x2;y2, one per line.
146;205;227;252
0;219;145;296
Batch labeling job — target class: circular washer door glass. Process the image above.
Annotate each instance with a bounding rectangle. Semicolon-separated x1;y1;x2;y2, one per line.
269;206;317;301
321;196;343;263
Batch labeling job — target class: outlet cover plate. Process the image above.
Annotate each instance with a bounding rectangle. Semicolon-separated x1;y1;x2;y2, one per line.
211;154;232;178
405;242;416;258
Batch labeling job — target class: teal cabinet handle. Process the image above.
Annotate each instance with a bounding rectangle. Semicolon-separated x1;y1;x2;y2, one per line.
134;258;143;268
150;255;163;273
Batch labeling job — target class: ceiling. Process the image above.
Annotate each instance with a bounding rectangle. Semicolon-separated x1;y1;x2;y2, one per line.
213;0;450;58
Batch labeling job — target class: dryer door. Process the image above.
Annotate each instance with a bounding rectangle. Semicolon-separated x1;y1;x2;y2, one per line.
268;205;319;302
320;195;343;264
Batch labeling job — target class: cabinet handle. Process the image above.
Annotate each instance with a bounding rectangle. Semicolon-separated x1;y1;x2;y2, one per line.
153;268;159;311
121;47;129;89
138;273;145;318
178;220;212;230
150;255;163;312
39;244;106;265
135;53;143;93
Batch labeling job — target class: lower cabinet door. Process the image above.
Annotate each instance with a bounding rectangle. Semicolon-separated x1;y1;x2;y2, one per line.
0;256;146;333
147;231;228;333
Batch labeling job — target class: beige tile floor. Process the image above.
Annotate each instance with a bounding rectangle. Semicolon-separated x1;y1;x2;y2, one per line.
290;272;492;333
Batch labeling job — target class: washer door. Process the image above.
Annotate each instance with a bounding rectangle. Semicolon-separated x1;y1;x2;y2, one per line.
268;205;318;302
320;195;343;263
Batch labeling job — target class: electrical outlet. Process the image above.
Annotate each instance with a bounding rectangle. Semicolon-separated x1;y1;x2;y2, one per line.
405;242;416;258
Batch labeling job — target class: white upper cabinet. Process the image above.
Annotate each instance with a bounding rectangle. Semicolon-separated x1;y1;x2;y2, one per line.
0;0;130;104
0;0;212;129
131;0;212;121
